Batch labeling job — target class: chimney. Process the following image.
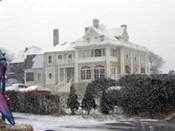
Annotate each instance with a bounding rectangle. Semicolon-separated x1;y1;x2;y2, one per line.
85;27;89;33
121;25;127;30
93;19;99;29
53;29;59;47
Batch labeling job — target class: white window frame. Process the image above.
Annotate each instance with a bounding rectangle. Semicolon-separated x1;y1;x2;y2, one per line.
111;48;117;57
141;53;145;63
86;37;90;42
111;66;117;78
81;66;91;80
94;65;105;80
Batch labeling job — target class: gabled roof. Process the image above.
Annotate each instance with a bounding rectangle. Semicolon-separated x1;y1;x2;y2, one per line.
44;42;75;53
83;23;126;41
32;54;44;69
11;46;41;63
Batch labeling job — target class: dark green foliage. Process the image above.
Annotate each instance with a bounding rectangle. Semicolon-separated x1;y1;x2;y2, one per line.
82;93;97;114
6;91;59;115
86;78;117;94
67;92;80;114
100;91;114;114
117;74;175;117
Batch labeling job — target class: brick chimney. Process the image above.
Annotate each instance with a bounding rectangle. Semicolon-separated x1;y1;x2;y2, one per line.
121;25;127;31
53;29;59;47
93;19;99;29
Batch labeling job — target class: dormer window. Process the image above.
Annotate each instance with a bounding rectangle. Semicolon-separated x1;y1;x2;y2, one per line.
86;37;90;42
94;36;98;41
100;35;105;41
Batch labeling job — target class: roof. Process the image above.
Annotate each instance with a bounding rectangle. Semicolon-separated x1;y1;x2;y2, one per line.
11;46;41;63
83;23;125;41
44;42;75;53
32;54;44;69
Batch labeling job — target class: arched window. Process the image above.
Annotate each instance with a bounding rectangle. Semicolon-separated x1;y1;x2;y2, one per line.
125;65;130;74
94;65;105;80
81;66;91;80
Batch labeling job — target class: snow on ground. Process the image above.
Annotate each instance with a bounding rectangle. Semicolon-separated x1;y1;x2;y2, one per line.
12;112;141;131
13;113;116;131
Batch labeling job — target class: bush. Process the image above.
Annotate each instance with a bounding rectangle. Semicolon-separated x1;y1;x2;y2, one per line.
67;84;80;114
117;74;175;117
6;91;59;115
100;91;115;114
81;93;97;114
86;78;117;94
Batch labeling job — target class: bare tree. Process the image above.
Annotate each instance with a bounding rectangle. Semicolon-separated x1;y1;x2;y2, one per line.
149;51;165;74
0;48;15;62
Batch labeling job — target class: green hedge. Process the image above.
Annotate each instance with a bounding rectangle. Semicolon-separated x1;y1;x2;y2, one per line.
117;74;175;117
6;91;60;115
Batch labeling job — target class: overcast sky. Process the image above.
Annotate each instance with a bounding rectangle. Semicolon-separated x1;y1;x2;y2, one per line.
0;0;175;73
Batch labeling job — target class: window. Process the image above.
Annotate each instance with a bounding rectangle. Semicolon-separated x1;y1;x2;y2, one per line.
68;54;72;59
92;49;105;57
26;72;34;82
80;49;105;58
58;55;62;60
133;52;137;61
60;68;64;82
111;66;116;78
86;37;90;42
37;72;42;81
94;36;98;41
133;66;138;74
48;55;52;63
125;49;129;60
111;48;117;57
141;54;145;63
141;68;145;74
94;66;105;80
125;65;130;74
68;54;73;63
49;73;52;79
81;66;91;80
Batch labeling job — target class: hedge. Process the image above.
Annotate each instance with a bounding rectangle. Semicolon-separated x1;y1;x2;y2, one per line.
116;74;175;117
6;91;60;115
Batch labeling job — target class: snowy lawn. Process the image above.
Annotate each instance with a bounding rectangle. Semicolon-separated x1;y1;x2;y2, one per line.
13;112;130;131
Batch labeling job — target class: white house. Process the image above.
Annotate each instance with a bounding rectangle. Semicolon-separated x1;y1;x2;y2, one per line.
24;19;149;93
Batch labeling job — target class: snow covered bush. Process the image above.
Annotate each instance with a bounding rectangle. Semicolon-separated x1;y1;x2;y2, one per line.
117;74;175;118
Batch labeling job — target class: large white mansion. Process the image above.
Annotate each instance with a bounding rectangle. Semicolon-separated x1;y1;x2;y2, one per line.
24;19;149;93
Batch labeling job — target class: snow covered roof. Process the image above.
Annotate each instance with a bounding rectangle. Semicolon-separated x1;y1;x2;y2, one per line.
32;54;44;69
83;23;125;41
11;46;41;63
44;42;75;53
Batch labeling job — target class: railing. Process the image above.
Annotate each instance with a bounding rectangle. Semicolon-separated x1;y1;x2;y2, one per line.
54;77;73;92
57;59;75;65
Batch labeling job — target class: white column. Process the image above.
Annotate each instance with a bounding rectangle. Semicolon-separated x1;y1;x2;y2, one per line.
138;52;141;74
131;51;133;74
75;50;79;83
120;47;125;75
106;47;110;78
